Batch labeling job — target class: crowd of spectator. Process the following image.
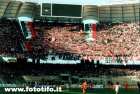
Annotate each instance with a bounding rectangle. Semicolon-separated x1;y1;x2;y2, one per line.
0;18;139;63
0;18;22;55
43;22;140;61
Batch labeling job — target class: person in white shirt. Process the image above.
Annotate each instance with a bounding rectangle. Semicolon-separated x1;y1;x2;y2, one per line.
113;82;121;94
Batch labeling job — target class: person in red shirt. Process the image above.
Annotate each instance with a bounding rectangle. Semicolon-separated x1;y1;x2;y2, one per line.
81;80;88;94
124;81;128;90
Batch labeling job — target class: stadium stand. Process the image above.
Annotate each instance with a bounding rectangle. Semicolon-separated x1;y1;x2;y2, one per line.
0;0;139;94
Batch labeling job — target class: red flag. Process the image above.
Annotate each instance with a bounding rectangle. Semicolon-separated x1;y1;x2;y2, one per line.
92;24;97;40
25;41;32;52
27;22;37;39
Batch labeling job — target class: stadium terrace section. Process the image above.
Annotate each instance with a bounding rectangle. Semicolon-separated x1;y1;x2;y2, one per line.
0;0;139;65
37;22;140;64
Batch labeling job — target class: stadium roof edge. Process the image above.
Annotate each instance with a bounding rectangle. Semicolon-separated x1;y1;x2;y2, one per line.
12;0;140;6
